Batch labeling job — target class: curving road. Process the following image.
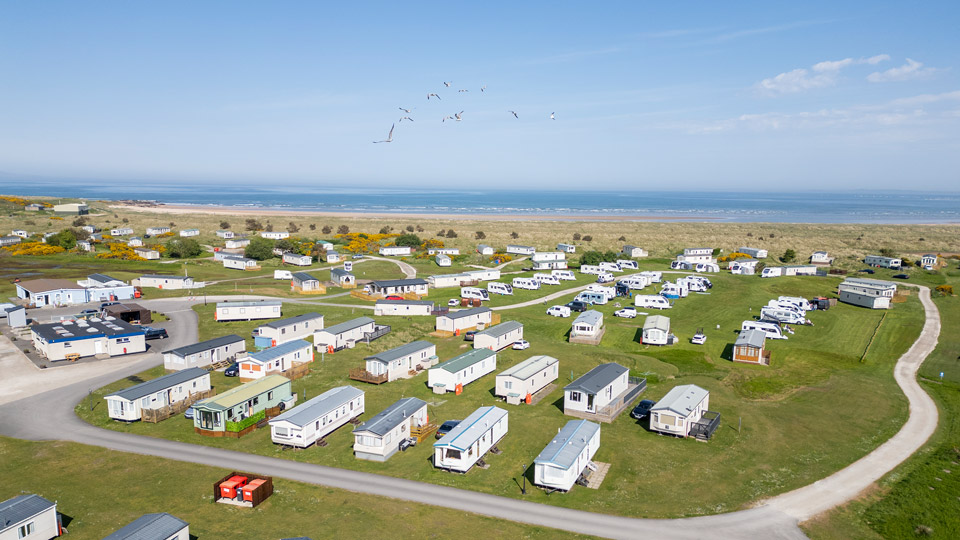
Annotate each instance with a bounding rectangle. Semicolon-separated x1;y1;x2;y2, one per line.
0;286;941;539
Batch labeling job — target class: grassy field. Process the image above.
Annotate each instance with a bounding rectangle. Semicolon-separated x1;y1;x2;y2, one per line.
0;436;589;540
802;271;960;540
76;270;926;519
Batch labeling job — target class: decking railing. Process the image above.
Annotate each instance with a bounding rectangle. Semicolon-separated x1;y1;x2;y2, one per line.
364;325;391;343
690;411;721;441
348;367;388;385
410;422;438;443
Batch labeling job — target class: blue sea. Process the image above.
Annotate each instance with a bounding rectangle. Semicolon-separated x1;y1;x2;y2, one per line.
3;180;959;224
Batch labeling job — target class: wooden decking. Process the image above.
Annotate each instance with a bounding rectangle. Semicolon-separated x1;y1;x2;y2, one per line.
410;422;438;443
569;327;605;345
583;462;610;489
348;368;388;385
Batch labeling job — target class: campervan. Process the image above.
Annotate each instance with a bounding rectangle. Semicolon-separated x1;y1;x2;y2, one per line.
639;271;662;283
533;273;561;286
761;267;783;278
461;287;490;301
660;281;688;299
741;320;787;340
616;259;639;270
274;270;293;280
596;272;614;283
586;284;616;300
546;305;571;317
695;262;720;273
599;262;622;273
677;276;708;292
767;300;805;315
487;282;513;295
579;264;603;275
778;296;813;312
512;277;541;290
552;269;576;281
575;291;608;305
760;306;805;325
635;295;672;309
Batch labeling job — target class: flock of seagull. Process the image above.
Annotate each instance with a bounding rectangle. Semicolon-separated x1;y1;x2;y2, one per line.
373;83;555;143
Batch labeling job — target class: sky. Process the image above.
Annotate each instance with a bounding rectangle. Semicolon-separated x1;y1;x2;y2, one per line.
0;1;958;191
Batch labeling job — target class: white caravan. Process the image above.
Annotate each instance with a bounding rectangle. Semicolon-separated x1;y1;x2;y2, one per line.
599;262;623;273
741;320;787;340
760;306;805;325
639;271;662;283
778;296;812;312
579;264;603;275
533;273;561;286
767;300;806;315
670;260;693;270
761;267;783;278
512;277;541;290
575;291;608;305
695;262;720;273
616;259;639;270
660;281;688;299
635;295;672;309
551;269;576;281
274;270;293;280
487;282;514;295
460;287;490;301
586;284;616;300
596;272;615;283
677;276;708;292
618;276;649;290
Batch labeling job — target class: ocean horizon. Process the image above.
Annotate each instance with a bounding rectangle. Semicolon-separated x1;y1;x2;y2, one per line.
2;179;959;224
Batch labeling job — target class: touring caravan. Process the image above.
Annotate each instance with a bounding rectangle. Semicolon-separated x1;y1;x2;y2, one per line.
599;262;622;273
575;291;608;305
695;262;720;273
616;259;639;270
552;269;576;281
533;273;561;286
274;270;293;280
677;276;708;292
487;282;513;295
596;272;615;283
761;267;783;278
618;276;649;290
639;271;662;283
660;282;688;299
778;296;812;312
767;299;805;315
579;264;603;275
586;284;616;300
761;306;805;325
741;320;787;340
670;260;693;270
460;287;489;301
512;277;541;290
635;295;671;309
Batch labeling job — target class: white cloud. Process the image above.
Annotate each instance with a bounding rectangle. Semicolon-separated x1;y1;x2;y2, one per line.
757;54;891;95
865;54;891;65
812;58;854;72
867;58;936;82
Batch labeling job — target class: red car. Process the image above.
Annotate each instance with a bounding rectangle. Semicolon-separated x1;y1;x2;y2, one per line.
385;295;404;300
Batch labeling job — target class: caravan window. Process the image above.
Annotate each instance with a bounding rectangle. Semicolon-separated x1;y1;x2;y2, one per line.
570;391;582;402
268;391;274;400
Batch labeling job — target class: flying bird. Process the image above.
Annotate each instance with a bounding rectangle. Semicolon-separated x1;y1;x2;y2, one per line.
458;89;469;93
427;93;441;100
442;115;454;122
398;107;414;113
454;111;463;121
480;85;487;92
373;124;394;143
399;116;414;122
443;81;452;87
550;112;556;120
508;110;518;119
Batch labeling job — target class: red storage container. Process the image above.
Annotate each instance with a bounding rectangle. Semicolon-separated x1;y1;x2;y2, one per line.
242;479;266;502
220;475;248;498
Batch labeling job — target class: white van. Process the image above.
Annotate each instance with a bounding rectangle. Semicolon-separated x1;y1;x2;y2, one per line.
580;264;603;275
635;295;671;309
575;291;608;305
546;305;571;317
586;284;616;300
533;273;561;286
741;320;787;340
551;269;576;281
460;287;489;301
487;282;513;295
616;259;639;270
639;271;662;283
596;272;615;283
599;262;622;273
761;267;783;278
760;306;805;325
512;277;541;290
274;270;293;280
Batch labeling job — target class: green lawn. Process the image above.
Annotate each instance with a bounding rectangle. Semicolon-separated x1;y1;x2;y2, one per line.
77;271;926;518
0;436;589;540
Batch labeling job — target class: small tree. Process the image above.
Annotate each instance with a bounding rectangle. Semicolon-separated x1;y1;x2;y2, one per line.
582;235;593;242
406;225;415;232
580;251;603;266
379;226;392;234
46;229;77;250
572;233;581;241
287;222;300;233
746;232;753;237
475;231;486;240
122;217;129;223
618;235;626;242
165;238;202;258
169;221;175;228
602;250;618;262
265;223;274;232
245;237;274;260
415;225;424;232
309;223;316;230
781;249;797;263
322;225;332;234
437;229;446;237
879;247;898;257
72;216;88;227
337;225;350;234
394;234;421;247
446;229;457;238
220;221;230;229
768;232;775;238
935;285;953;296
510;231;519;239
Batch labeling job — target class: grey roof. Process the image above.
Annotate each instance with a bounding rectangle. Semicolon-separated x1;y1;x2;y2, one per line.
353;397;427;436
651;384;709;417
497;355;558;381
217;300;282;308
735;329;766;349
32;318;143;343
370;278;428;288
292;272;318;282
317;317;375;336
102;512;189;540
88;273;122;284
376;299;434;306
573;310;603;327
247;339;312;363
165;334;244;358
0;495;55;534
476;320;523;338
842;277;897;288
441;306;491;320
140;274;190;281
436;348;496;374
643;315;671;332
260;313;322;330
564;363;628;394
330;268;353;279
106;367;209;402
269;386;363;428
434;406;508;451
365;341;434;364
534;419;600;469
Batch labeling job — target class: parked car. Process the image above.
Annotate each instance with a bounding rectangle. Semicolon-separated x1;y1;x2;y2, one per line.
858;268;875;274
224;363;239;377
614;307;637;319
546;305;571;317
183;406;196;420
77;309;100;318
565;300;588;312
630;399;656;420
691;329;707;345
143;327;168;340
385;295;404;300
352;254;364;259
100;301;120;309
512;339;530;350
464;330;477;342
436;420;461;439
448;298;460;307
892;274;910;279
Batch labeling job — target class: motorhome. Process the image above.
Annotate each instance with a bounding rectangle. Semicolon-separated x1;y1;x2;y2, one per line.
596;272;614;283
598;262;622;273
512;277;541;290
579;264;603;275
741;320;787;340
552;269;576;280
586;284;616;300
639;271;662;283
575;291;608;305
618;276;649;290
677;276;708;292
460;287;489;301
778;296;812;311
533;273;560;286
760;306;805;325
616;259;639;270
660;281;688;299
767;299;806;315
487;282;513;295
635;295;671;309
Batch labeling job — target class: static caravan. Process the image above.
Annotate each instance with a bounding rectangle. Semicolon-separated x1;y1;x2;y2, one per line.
132;247;159;260
738;247;768;259
325;250;342;263
810;251;833;265
215;301;282;322
622;245;647;258
428;273;471;288
531;251;567;270
368;278;429;297
353;397;429;461
216;230;235;239
291;272;324;293
269;386;364;448
428;248;460;255
533;419;601;491
563;363;629;417
733;329;768;365
865;255;902;269
552;269;576;280
261;231;290;240
741;320;787;340
477;244;494;255
433;406;508;472
639;270;662;283
495;355;559;405
783;265;817;276
136;274;195;290
474;321;523;351
225;238;250;249
374;299;434;316
678;247;714;264
649;384;710;438
436;307;493;333
254;313;323;347
461;287;490;301
512;277;541;290
579;264;603;275
838;277;897;309
223;256;260;271
616;259;639;270
533;273;560;285
146;226;171;235
379;246;412;256
466;269;501;281
506;244;536;255
363;340;437;382
571;310;604;340
274;270;293;280
0;495;60;540
103;513;189;540
239;339;313;380
313;317;378;351
180;228;200;237
436;254;452;267
127;236;143;247
110;227;134;236
642;315;673;345
31;319;146;361
330;268;356;287
428;348;497;393
192;375;293;435
487;282;513;295
163;334;246;370
0;235;21;247
106;368;211;422
282;252;312;266
82;273;136;302
557;243;576;253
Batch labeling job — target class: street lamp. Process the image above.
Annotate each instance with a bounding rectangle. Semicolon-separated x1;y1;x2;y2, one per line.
521;464;527;495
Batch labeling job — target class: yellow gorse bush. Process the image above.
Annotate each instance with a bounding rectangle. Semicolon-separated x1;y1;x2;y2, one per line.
2;242;66;256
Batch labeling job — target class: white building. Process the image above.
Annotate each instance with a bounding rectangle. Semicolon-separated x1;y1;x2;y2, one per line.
363;340;437;382
622;245;647;258
474;320;523;351
531;251;567;270
11;229;29;238
105;367;211;422
649;384;710;437
838;277;898;309
737;246;768;259
222;255;260;270
291;271;324;293
15;278;88;307
506;244;536;255
557;243;576;253
32;319;146;361
216;229;235;239
466;268;500;281
269;386;364;448
642;315;672;346
110;227;134;236
261;231;290;240
52;202;89;215
325;250;342;263
215;300;282;322
495;355;559;405
428;273;471;288
127;236;142;247
353;397;429;461
436;253;452;267
135;274;195;290
436;307;493;333
563;363;629;417
331;268;356;287
729;259;759;275
254;313;324;346
0;494;59;540
379;246;412;256
865;255;902;269
571;310;604;339
239;339;313;380
428;348;497;393
920;253;939;269
367;278;429;297
81;273;137;302
283;252;312;266
102;513;189;540
433;406;508;472
374;299;434;316
313;317;378;351
162;334;246;371
146;226;171;235
428;248;460;255
0;235;22;247
476;244;494;255
533;419;601;491
180;228;200;237
676;247;714;264
225;238;250;249
134;247;160;260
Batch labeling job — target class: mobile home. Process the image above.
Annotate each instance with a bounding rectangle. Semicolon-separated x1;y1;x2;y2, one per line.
436;254;452;267
622;245;647;258
436;307;493;333
533;420;601;491
269;386;364;448
474;321;524;351
865;255;901;269
563;363;630;418
428;248;460;255
313;317;378;351
506;245;536;255
253;313;324;347
192;375;293;435
810;251;833;265
330;268;356;287
180;228;200;237
135;274;195;290
495;355;559;405
838;277;897;309
0;495;59;540
222;255;260;271
239;339;313;380
106;368;211;422
216;230;234;239
428;348;497;393
163;334;246;370
649;384;711;438
363;341;437;382
353;397;429;461
368;278;429;297
531;251;567;270
433;406;508;472
783;265;818;276
225;238;250;249
476;244;494;255
102;513;189;540
642;315;673;345
291;272;325;293
557;243;576;253
465;268;501;281
733;329;769;365
215;301;282;322
379;246;412;256
738;247;768;259
282;252;312;266
374;299;434;316
261;231;290;240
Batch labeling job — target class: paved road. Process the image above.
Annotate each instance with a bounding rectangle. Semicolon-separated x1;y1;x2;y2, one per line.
0;285;941;539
